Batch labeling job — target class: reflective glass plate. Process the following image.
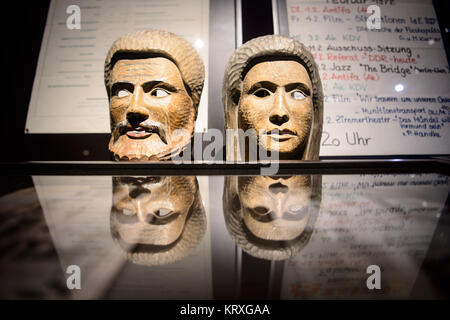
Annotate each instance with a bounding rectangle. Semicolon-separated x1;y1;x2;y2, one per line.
1;163;449;299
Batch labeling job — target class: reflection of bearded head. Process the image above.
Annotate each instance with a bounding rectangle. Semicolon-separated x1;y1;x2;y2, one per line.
110;176;206;266
223;175;321;261
104;30;205;160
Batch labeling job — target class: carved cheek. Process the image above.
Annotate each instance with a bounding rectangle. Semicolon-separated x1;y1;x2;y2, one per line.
292;99;312;123
110;100;128;125
167;94;195;131
291;99;313;138
112;185;130;205
239;96;269;130
170;177;196;210
240;179;267;206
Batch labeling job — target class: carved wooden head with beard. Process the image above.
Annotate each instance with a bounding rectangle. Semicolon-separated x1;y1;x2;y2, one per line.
110;176;206;266
104;30;205;160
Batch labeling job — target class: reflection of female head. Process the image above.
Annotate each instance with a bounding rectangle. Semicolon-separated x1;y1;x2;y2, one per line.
223;175;321;261
110;176;206;266
223;35;323;160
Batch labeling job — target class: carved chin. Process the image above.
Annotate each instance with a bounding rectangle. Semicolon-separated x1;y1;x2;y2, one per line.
258;135;304;154
109;134;191;161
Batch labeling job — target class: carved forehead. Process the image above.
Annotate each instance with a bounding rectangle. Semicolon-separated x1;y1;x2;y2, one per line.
242;60;312;90
111;57;184;85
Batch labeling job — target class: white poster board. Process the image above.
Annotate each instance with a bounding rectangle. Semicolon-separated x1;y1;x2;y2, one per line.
26;0;209;133
286;0;450;156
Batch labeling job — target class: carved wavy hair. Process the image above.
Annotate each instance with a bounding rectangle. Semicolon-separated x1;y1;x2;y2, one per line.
104;29;205;112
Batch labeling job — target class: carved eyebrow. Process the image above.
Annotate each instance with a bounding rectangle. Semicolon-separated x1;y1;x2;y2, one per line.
248;81;278;94
142;81;178;93
285;83;311;96
111;82;134;96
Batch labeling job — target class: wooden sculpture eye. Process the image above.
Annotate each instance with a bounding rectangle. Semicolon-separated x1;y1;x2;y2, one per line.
251;206;270;215
151;88;169;97
112;82;134;98
153;208;176;220
253;88;271;98
290;90;306;100
118;89;131;98
122;208;135;216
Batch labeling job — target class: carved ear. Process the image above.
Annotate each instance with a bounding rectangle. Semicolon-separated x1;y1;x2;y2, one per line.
231;89;241;106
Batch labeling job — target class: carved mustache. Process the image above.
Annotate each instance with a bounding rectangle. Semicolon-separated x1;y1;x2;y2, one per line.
115;119;168;145
117;176;162;186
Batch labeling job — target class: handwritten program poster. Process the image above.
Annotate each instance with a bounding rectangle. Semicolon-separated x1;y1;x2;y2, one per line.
26;0;209;133
286;0;450;156
281;173;450;299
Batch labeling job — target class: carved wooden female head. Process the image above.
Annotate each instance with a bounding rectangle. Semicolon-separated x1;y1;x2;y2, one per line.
105;30;205;160
223;175;321;261
223;35;323;160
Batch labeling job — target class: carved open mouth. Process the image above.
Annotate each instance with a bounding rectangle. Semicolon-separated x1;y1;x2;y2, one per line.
121;125;168;144
126;127;153;139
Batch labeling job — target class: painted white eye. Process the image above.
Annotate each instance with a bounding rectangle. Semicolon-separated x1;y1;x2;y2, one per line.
117;90;130;98
251;206;270;215
122;208;134;216
155;208;172;218
152;89;169;97
288;204;306;214
291;90;306;100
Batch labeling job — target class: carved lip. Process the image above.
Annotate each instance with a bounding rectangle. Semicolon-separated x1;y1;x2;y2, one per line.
264;129;297;141
126;129;152;139
122;125;168;144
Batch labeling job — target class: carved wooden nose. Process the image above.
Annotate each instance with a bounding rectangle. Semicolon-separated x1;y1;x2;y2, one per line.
269;113;289;126
269;182;289;195
127;110;149;126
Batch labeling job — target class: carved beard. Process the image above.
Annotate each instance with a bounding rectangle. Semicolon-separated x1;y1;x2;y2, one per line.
109;126;193;161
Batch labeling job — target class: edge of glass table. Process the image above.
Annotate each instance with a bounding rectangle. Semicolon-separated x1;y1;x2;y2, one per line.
0;158;449;175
